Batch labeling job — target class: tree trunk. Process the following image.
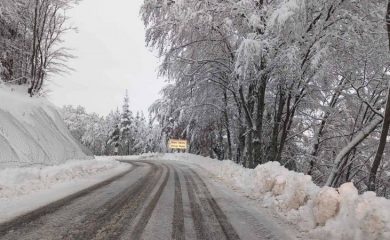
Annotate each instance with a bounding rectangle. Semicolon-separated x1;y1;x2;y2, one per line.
367;0;390;191
237;127;246;165
29;0;39;96
252;73;267;166
223;90;233;160
238;84;256;167
247;131;254;168
275;84;305;170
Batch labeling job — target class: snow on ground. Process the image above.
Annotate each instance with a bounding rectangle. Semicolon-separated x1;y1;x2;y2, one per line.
0;158;130;223
0;85;90;168
119;153;390;240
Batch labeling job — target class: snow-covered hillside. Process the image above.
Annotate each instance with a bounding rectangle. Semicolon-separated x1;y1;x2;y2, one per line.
0;86;90;167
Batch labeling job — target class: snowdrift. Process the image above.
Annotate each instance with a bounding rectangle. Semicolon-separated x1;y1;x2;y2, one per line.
0;158;126;199
125;153;390;240
0;86;89;167
0;158;130;223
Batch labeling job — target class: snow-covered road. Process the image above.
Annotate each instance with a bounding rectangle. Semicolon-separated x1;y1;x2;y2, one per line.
0;159;293;240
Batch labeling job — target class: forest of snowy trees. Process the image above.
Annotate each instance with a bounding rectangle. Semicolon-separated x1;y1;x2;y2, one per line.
2;0;390;197
62;91;164;156
0;0;76;95
141;0;390;196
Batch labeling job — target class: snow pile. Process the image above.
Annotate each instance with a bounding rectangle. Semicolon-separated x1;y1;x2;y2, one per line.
126;153;390;240
0;158;130;223
0;158;127;199
312;187;340;226
0;86;90;167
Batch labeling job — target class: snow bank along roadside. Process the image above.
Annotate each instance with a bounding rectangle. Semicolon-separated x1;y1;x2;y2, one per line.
0;86;90;168
0;158;130;223
120;153;390;240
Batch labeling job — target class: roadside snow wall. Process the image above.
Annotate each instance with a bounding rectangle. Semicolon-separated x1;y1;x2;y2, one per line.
127;153;390;240
0;86;90;167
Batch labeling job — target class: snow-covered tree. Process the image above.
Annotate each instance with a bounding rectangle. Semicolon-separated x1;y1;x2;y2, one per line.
0;0;78;95
106;109;122;154
142;0;390;196
119;90;134;155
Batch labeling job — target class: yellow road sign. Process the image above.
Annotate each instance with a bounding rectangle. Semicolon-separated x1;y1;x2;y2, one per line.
168;139;188;149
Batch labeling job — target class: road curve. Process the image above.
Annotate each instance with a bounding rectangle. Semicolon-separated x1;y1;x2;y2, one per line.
0;160;293;240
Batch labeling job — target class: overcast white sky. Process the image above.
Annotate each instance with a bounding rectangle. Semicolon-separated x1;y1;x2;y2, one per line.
48;0;165;116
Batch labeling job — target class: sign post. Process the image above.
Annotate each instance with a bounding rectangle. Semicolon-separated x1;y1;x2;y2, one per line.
168;139;188;152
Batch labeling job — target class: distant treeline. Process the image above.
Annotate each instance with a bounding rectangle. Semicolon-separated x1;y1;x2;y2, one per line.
62;92;164;156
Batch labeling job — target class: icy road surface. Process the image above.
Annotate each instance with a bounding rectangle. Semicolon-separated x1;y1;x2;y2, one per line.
0;160;293;240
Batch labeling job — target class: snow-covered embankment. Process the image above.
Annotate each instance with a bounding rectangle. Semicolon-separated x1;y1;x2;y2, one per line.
129;153;390;240
0;86;89;167
0;86;130;223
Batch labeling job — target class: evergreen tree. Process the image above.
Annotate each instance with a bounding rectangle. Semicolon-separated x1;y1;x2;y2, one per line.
106;108;122;155
120;90;133;155
108;124;120;155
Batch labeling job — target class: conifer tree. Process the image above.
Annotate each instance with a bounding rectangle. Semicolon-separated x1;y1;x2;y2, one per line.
120;90;133;155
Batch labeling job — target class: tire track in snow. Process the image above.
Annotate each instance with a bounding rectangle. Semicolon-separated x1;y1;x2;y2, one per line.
127;163;170;239
190;165;289;240
178;163;240;240
0;160;292;240
83;161;164;240
172;167;185;240
184;172;209;239
0;161;138;237
188;173;228;240
188;169;240;240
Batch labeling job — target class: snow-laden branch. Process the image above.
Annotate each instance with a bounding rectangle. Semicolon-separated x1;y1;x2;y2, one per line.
325;117;382;186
